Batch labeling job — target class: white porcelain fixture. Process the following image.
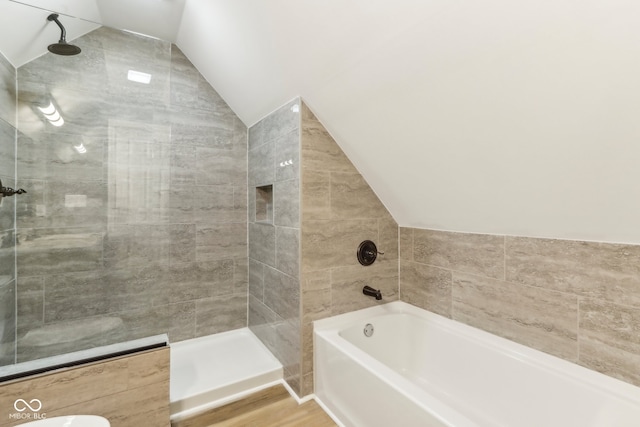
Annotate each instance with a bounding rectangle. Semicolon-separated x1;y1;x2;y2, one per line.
314;301;640;427
170;328;282;421
17;415;110;427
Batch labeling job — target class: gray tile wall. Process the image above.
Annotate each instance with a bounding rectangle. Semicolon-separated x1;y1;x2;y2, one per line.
400;228;640;388
13;27;247;363
247;99;302;395
0;51;16;365
299;102;399;396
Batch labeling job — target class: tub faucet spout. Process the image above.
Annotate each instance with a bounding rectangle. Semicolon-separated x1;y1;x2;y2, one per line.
363;285;382;300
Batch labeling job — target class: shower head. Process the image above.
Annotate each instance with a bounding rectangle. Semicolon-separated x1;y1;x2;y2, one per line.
47;13;81;56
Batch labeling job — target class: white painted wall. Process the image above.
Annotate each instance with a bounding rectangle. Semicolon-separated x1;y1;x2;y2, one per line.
4;0;639;244
178;0;640;244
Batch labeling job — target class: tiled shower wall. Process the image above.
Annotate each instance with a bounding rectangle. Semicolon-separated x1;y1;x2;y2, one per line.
247;99;400;397
299;102;398;396
247;99;302;394
399;227;640;388
0;53;16;365
14;27;247;362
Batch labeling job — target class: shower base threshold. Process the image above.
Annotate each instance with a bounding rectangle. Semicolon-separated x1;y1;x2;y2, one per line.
170;327;283;421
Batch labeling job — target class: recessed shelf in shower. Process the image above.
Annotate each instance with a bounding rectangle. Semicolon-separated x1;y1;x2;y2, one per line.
255;185;273;223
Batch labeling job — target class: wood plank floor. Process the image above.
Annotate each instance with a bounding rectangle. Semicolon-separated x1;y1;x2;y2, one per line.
172;385;337;427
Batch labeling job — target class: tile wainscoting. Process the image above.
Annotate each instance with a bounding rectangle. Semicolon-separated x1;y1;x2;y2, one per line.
400;227;640;387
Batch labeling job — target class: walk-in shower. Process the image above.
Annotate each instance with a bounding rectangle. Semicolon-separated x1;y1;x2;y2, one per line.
0;2;248;378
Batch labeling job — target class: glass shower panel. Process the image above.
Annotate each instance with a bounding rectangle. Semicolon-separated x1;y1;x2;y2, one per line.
10;22;248;366
0;51;17;366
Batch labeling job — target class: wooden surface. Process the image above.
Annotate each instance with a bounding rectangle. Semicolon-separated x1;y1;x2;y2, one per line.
172;385;337;427
0;348;170;427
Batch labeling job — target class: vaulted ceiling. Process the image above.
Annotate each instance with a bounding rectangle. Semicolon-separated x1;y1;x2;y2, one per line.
3;0;640;243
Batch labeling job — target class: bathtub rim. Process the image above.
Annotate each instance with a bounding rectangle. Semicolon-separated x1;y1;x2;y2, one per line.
314;304;480;427
314;301;640;409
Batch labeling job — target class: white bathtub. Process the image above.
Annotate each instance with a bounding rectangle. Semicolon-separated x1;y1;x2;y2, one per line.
314;301;640;427
170;328;282;421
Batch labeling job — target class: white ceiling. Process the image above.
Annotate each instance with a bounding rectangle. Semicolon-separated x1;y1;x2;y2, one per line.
3;0;640;244
0;0;186;67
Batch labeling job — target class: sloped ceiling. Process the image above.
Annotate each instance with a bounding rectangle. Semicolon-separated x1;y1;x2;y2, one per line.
177;0;640;244
1;0;185;67
3;0;640;244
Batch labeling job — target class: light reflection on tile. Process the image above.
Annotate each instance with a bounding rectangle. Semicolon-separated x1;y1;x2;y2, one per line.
13;25;249;361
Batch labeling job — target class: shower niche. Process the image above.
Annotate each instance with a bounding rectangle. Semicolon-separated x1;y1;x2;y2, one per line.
255;185;273;223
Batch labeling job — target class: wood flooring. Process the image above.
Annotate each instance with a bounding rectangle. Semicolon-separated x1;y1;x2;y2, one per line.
171;384;337;427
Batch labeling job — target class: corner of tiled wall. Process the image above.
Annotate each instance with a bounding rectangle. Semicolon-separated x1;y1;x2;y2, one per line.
247;98;302;395
299;100;399;396
399;227;640;388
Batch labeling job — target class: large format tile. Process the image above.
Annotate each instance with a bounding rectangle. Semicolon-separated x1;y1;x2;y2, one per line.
0;181;14;232
276;317;301;395
170;106;235;149
263;266;299;320
195;293;247;336
0;53;16;128
0;278;15;365
104;225;172;269
248;120;264;151
192;185;236;224
249;140;275;186
249;223;276;267
17;41;108;97
276;227;299;279
196;146;245;185
300;103;354;174
233;257;249;294
274;179;299;227
17;130;105;182
248;295;279;354
103;49;171;108
413;229;505;279
249;259;265;300
16;227;103;277
115;302;195;343
0;120;15;180
452;272;578;361
102;265;168;314
378;216;399;261
158;260;236;305
330;172;386;220
275;129;299;182
302;219;379;272
506;236;640;308
0;230;15;280
263;99;299;144
170;144;197;185
17;179;107;229
196;223;247;262
81;26;169;61
16;276;43;339
301;169;330;221
17;81;111;138
330;262;399;316
399;227;414;261
400;260;451;317
45;270;110;322
579;299;640;387
170;45;231;115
